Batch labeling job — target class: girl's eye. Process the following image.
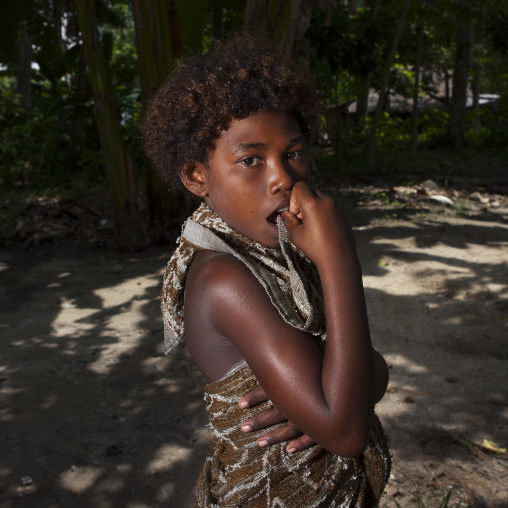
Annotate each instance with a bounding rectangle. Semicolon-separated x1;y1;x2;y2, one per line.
241;156;261;167
288;150;304;160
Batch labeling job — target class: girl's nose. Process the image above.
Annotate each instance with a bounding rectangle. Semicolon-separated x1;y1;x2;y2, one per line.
268;159;294;194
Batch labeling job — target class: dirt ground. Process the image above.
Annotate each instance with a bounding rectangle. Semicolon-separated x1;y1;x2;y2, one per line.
1;179;507;507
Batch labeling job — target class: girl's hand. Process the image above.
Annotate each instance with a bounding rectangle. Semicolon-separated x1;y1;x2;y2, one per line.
238;387;315;453
283;181;357;268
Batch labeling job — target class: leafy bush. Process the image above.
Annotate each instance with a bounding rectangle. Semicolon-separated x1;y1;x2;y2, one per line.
418;107;450;141
465;95;508;148
373;112;411;151
0;77;103;191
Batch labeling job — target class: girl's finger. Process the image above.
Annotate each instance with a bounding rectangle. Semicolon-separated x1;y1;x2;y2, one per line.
238;386;269;409
286;434;316;454
255;422;302;447
288;181;320;217
241;407;285;433
289;197;300;217
282;209;302;232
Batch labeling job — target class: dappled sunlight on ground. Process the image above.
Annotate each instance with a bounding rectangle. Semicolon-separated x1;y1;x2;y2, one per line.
354;213;508;506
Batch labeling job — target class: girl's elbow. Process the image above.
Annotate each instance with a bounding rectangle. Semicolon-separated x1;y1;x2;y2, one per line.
328;437;369;458
326;424;372;458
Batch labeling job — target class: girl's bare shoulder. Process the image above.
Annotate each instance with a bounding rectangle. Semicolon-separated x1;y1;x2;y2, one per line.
185;249;270;330
186;250;254;299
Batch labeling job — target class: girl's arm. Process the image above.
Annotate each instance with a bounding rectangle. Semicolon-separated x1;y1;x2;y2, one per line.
239;347;388;453
185;182;383;457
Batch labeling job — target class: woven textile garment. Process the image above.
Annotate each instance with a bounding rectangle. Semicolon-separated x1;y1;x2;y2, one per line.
161;203;391;507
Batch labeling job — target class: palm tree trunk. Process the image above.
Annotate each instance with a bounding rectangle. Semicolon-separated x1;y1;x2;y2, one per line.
244;0;333;70
16;25;32;109
411;16;424;157
76;0;148;250
448;8;474;148
132;0;185;243
354;0;381;127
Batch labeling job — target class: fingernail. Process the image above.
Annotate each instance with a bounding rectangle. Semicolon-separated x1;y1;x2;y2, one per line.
241;424;252;432
287;447;297;454
280;212;284;219
238;401;248;408
258;440;269;447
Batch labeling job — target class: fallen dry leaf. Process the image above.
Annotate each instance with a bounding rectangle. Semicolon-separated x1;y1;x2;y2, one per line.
472;439;507;455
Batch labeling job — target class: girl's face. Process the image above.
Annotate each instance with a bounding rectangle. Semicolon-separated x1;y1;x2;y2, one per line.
184;111;310;248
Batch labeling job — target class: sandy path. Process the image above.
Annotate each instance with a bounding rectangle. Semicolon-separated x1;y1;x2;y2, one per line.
0;204;507;507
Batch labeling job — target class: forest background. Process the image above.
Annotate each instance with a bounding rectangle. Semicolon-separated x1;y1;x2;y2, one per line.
1;0;507;249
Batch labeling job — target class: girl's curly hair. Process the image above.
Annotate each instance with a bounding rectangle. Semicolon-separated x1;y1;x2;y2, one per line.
142;35;320;190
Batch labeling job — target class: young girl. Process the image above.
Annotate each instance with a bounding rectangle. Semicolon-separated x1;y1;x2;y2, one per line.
143;36;390;507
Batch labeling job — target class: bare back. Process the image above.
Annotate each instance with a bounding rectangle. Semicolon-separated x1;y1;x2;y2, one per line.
184;250;246;383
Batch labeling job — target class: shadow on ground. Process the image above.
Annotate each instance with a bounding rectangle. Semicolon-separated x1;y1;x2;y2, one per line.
0;247;208;507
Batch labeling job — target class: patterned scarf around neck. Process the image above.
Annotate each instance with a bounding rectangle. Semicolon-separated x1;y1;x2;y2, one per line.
161;203;326;354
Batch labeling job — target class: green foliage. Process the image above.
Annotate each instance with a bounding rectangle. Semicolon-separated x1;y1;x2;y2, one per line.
104;3;139;108
373;112;411;151
1;83;30;185
390;63;414;98
481;52;508;95
105;2;142;164
486;9;508;55
0;0;145;196
1;0;507;219
465;95;508;148
309;3;383;105
0;74;102;189
201;0;245;47
419;108;450;141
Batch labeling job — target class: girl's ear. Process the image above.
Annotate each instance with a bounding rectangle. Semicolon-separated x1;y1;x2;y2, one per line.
179;163;209;197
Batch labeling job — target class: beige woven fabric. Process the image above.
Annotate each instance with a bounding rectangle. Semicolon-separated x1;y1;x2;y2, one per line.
160;203;391;507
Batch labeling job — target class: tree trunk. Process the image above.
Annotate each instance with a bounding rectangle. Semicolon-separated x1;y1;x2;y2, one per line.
16;25;32;109
211;0;225;40
347;0;357;16
471;67;481;131
132;0;173;107
169;0;182;58
244;0;302;59
444;68;450;106
365;0;412;171
471;6;486;132
448;10;474;148
354;0;381;127
411;16;424;157
76;0;148;250
177;0;209;53
244;0;332;71
132;0;185;244
355;75;370;127
244;0;271;39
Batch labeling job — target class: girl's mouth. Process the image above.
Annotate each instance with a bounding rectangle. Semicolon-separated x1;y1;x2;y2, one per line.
267;208;289;225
